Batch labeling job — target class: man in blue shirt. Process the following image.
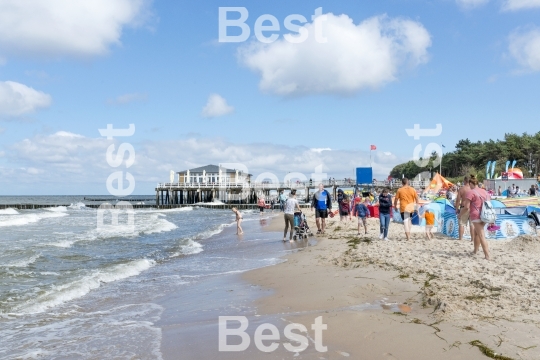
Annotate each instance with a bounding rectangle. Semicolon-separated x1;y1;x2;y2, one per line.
311;183;332;234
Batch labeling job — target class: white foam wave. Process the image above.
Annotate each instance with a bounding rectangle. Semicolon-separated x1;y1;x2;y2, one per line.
0;208;19;215
45;240;75;248
1;253;41;268
0;211;68;228
153;207;194;213
17;259;155;314
68;202;87;210
171;240;203;257
43;206;68;212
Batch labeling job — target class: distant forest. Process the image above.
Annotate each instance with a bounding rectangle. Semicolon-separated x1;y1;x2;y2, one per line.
389;132;540;183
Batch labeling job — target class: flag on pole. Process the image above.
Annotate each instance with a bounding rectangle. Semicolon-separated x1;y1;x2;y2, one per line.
370;145;376;150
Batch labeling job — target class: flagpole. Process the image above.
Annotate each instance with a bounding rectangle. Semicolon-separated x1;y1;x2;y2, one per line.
440;144;443;175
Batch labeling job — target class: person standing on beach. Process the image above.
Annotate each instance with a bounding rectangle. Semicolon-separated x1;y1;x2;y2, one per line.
278;190;287;212
460;175;491;260
232;207;243;235
422;209;435;240
354;197;370;235
339;195;351;221
283;189;301;242
257;196;265;215
374;188;392;240
455;176;474;242
530;185;537;196
311;183;332;234
393;178;419;241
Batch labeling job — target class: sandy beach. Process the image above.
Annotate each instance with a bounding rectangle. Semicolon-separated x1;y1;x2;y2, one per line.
243;213;540;359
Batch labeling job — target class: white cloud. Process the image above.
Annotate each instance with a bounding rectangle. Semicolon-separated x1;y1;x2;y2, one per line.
0;81;52;117
1;133;407;187
456;0;490;9
502;0;540;11
508;28;540;72
311;148;332;153
238;14;431;96
107;93;148;105
0;128;5;134
0;0;153;58
201;94;235;118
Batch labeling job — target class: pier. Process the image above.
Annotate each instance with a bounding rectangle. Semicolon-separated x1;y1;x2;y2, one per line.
154;179;430;206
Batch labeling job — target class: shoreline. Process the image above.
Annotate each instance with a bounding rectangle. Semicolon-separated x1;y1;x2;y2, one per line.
241;213;540;359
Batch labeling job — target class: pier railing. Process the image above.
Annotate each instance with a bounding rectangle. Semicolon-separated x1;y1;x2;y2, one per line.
157;179;431;190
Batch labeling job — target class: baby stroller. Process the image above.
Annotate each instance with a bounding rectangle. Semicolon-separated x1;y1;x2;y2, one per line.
293;211;313;240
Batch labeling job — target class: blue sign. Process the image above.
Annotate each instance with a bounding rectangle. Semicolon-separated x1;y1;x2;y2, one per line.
356;167;373;185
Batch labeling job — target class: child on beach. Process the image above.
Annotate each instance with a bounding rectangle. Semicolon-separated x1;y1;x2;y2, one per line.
339;196;351;221
354;198;370;235
423;209;435;240
232;207;243;235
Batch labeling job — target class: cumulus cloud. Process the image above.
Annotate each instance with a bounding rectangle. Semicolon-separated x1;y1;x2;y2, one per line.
502;0;540;11
455;0;490;9
508;28;540;72
0;81;52;117
238;13;431;96
107;93;148;105
201;94;235;118
0;0;153;58
1;133;406;188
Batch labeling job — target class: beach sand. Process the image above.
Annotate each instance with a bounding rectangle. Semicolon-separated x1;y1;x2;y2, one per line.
243;213;540;359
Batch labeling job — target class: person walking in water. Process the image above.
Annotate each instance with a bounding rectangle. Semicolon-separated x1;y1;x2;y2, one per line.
460;175;491;260
393;178;419;241
257;196;265;215
311;183;332;234
455;175;474;242
283;189;301;242
232;207;243;235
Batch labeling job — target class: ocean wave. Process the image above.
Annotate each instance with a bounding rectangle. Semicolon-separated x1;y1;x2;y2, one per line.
136;207;193;214
170;240;203;257
68;202;87;210
0;211;68;228
0;208;19;215
15;259;155;314
43;206;68;213
0;253;41;268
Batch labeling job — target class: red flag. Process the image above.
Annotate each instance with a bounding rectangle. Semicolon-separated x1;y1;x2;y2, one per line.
370;145;376;150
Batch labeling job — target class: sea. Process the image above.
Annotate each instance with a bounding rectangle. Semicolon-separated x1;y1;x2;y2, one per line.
0;196;307;359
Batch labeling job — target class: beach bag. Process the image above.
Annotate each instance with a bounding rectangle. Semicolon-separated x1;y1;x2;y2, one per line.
474;190;497;223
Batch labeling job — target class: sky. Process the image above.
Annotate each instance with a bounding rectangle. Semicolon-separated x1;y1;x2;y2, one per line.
0;0;539;195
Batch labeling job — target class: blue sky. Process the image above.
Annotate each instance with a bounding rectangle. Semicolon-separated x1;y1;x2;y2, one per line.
0;0;539;194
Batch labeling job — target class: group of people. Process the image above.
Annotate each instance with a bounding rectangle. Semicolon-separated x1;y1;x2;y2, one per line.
502;183;539;197
241;176;497;260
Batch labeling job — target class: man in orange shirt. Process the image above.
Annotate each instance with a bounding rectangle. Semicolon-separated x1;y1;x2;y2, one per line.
393;178;419;241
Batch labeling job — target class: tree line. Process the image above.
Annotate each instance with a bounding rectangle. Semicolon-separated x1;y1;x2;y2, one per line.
389;132;540;183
